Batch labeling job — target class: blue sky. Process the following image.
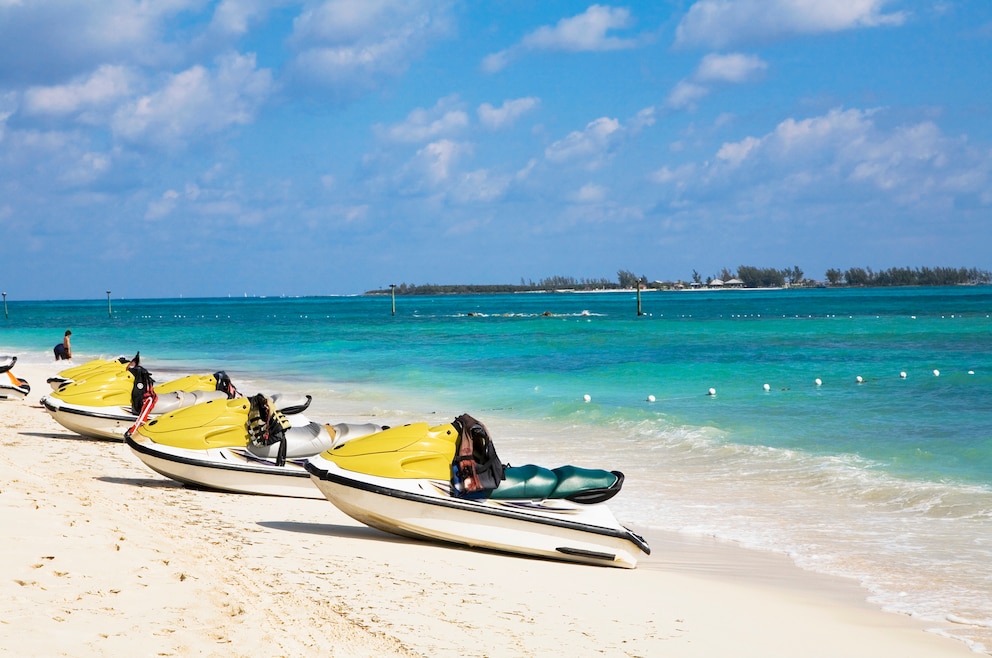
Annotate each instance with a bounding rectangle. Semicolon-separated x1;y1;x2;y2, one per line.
1;1;990;299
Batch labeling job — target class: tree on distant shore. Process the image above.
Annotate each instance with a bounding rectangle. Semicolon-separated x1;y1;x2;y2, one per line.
838;266;990;287
617;269;646;288
363;265;991;295
737;266;786;288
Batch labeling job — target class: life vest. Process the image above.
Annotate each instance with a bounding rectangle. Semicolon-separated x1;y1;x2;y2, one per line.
451;413;505;494
127;364;157;415
245;394;291;466
213;371;240;398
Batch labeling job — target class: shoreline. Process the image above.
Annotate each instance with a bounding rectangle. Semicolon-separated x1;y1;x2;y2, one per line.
1;359;977;657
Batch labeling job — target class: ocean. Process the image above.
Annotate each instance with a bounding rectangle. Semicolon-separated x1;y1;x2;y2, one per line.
2;287;990;652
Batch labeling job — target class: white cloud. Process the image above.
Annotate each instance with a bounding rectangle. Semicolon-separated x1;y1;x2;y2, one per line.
22;65;133;116
629;107;656;132
58;151;111;186
649;162;696;184
545;117;623;168
146;188;181;221
522;5;636;51
483;5;639;73
666;80;710;111
389;135;518;204
450;169;513;204
480;51;511;75
572;183;608;202
696;52;767;83
376;96;468;143
666;52;767;110
654;107;991;210
408;139;471;186
676;0;907;49
342;204;369;222
716;135;760;166
478;97;540;130
289;0;453;93
0;1;202;81
0;112;13;144
209;0;278;37
112;52;273;147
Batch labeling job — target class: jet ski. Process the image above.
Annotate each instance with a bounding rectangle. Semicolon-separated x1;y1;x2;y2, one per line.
39;354;269;440
48;356;129;390
0;356;30;401
305;413;651;568
125;394;382;498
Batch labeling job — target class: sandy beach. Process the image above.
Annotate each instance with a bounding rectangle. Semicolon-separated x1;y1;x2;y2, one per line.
0;360;976;657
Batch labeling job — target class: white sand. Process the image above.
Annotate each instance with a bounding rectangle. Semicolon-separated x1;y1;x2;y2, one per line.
0;361;975;657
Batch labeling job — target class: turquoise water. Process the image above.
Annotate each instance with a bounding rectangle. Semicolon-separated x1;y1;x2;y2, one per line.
3;287;991;651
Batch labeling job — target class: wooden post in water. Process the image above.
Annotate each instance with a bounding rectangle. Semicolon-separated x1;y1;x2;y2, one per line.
106;290;112;318
2;292;7;319
636;284;643;316
390;284;396;316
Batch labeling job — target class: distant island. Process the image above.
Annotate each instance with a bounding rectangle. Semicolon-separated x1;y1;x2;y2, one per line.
366;266;991;296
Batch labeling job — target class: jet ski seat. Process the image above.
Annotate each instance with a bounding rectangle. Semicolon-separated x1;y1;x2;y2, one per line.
247;422;333;459
152;389;229;414
492;465;624;504
246;421;383;460
0;356;17;374
1;356;30;399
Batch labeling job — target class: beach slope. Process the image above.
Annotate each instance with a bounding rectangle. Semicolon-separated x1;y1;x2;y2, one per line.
0;362;973;657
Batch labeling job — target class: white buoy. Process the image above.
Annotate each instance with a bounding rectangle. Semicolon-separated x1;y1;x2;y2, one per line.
815;378;822;386
856;376;864;384
647;394;656;402
968;371;975;375
707;388;716;396
900;372;907;379
933;369;940;377
763;383;771;391
583;394;591;403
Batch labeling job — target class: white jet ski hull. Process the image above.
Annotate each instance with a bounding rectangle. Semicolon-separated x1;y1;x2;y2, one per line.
126;419;382;498
306;456;649;568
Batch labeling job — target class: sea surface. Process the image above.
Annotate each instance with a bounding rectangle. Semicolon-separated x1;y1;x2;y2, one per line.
3;287;991;652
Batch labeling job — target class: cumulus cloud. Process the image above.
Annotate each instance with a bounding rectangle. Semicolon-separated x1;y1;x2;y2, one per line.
209;0;278;37
22;65;133;116
375;96;469;143
572;183;608;202
389;138;474;194
666;81;710;111
483;5;639;73
146;188;181;221
696;52;767;83
648;162;696;184
383;125;523;204
0;1;199;82
545;117;624;169
666;52;767;110
477;97;540;130
112;52;273;147
449;169;513;204
653;107;991;209
288;0;453;95
629;106;657;132
676;0;907;49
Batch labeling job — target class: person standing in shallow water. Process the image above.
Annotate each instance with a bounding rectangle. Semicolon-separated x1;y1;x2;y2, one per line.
53;330;72;360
